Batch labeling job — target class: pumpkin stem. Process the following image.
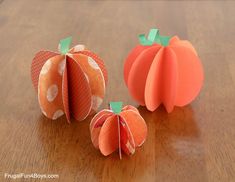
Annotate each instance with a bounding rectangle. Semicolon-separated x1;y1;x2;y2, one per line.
159;35;171;46
110;102;123;114
138;28;171;46
59;36;72;54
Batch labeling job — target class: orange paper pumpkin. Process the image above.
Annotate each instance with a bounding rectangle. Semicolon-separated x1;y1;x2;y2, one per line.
124;29;204;113
31;37;108;122
90;102;147;158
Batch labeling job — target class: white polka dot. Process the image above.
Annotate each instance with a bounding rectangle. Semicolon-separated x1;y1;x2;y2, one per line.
92;96;103;110
74;44;85;52
88;57;99;70
52;110;64;120
41;59;52;75
84;73;89;83
47;84;58;102
58;59;66;75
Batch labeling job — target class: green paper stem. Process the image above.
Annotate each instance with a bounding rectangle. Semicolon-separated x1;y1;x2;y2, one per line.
159;36;171;46
110;102;123;114
138;28;171;46
147;28;160;43
59;36;72;54
138;34;152;46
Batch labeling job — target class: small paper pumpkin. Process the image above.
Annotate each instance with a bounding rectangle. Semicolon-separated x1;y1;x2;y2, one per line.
31;37;108;122
124;29;204;113
90;102;147;158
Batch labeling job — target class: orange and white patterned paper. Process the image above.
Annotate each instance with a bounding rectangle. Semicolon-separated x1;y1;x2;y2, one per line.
31;38;108;122
90;103;147;158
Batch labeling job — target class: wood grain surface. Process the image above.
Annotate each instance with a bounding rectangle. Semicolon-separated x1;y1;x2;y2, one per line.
0;0;235;181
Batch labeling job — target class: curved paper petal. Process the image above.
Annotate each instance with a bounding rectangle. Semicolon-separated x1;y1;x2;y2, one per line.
77;50;108;86
145;47;178;113
170;45;204;106
90;109;113;131
122;105;139;113
124;45;152;85
66;56;92;121
169;36;180;44
119;110;147;147
127;45;161;105
119;116;135;155
38;55;65;119
171;40;198;56
31;51;59;91
99;115;119;156
161;48;178;112
70;53;105;112
90;112;113;149
145;48;164;111
62;61;70;122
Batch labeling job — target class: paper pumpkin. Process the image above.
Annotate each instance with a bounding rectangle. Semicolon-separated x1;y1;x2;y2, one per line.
31;37;108;122
124;29;204;113
90;102;147;158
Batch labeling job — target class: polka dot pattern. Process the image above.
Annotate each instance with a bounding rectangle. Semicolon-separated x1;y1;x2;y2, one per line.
40;59;52;75
78;50;108;86
58;59;66;76
38;55;65;119
47;84;58;102
71;53;105;115
33;44;107;122
52;110;64;120
74;44;85;52
90;105;147;158
88;57;100;70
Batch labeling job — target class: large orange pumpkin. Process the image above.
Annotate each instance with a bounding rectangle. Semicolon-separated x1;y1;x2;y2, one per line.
31;37;108;122
124;29;204;112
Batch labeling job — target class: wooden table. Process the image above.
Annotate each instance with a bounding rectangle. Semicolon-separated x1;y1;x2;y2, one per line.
0;0;235;181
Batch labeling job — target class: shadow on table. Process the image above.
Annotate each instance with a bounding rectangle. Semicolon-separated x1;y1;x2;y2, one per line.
35;104;208;181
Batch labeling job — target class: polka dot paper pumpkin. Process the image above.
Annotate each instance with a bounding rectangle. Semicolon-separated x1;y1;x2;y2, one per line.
90;102;147;158
124;29;204;113
31;37;108;122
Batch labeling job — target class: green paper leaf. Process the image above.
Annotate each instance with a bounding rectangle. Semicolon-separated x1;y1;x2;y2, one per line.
138;28;171;46
159;36;171;46
154;35;161;44
138;34;152;46
110;102;123;114
59;36;72;54
147;28;159;42
138;28;161;45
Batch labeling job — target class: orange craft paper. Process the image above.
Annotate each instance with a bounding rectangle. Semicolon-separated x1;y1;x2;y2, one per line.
124;36;204;113
90;104;147;158
31;43;108;122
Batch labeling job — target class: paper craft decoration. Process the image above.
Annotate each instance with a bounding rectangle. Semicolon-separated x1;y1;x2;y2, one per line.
31;37;108;122
124;28;204;113
90;102;147;158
